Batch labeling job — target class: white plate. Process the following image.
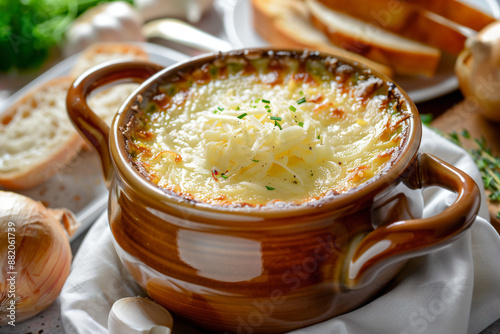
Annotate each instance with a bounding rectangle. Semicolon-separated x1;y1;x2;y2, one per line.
222;0;500;103
0;43;188;242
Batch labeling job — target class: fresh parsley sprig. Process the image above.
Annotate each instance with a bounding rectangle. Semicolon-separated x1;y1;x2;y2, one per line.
0;0;132;71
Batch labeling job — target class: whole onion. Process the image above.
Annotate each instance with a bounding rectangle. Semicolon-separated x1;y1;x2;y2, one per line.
0;191;78;324
456;21;500;122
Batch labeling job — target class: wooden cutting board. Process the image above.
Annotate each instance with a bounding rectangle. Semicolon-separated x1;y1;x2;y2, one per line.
430;96;500;234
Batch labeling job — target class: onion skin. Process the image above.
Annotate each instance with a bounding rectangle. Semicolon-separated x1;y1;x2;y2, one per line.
456;21;500;122
0;191;78;324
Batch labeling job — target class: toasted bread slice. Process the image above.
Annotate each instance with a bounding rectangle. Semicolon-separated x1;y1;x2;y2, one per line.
0;77;84;189
71;43;149;78
87;85;140;125
307;0;440;76
252;0;393;77
400;0;495;32
315;0;468;55
72;43;150;126
0;44;150;190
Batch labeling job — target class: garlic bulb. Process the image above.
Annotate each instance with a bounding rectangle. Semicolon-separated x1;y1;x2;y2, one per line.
135;0;214;23
64;1;144;56
456;21;500;122
0;191;78;324
108;297;174;334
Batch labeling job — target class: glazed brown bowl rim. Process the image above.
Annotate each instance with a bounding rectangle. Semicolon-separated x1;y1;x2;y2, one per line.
109;48;422;218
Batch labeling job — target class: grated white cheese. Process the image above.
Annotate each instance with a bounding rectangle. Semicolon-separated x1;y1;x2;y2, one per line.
132;74;407;205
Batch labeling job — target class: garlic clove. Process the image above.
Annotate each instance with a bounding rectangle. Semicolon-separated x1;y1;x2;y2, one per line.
108;297;174;334
150;326;171;334
186;0;203;24
135;0;214;23
64;1;144;56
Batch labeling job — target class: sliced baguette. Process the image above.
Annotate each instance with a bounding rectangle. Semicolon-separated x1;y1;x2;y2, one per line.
0;43;150;190
307;0;440;76
72;43;150;126
0;77;84;189
399;0;495;32
87;85;141;125
252;0;393;77
71;43;149;78
316;0;468;55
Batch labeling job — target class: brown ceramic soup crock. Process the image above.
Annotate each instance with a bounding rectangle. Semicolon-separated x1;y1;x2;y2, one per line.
66;50;480;334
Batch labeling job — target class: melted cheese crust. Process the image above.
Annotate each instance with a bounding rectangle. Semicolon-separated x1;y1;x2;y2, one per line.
128;66;409;206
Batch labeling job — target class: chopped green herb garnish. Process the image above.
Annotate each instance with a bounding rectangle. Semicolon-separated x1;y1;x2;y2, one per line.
262;99;270;104
297;97;307;104
237;113;248;119
236;106;240;111
298;121;304;127
274;121;282;130
270;116;282;121
266;186;275;190
165;85;176;96
317;135;321;139
252;159;259;162
289;105;297;112
300;91;304;95
218;107;224;111
265;105;271;112
221;174;228;179
228;62;244;73
213;110;218;114
146;103;156;113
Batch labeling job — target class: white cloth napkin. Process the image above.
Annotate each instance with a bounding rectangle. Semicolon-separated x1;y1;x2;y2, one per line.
60;126;500;334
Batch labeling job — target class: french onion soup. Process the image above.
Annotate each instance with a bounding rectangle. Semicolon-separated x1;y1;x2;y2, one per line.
124;52;411;206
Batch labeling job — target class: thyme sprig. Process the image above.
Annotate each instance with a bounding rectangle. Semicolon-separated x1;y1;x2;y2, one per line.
448;130;500;207
421;114;500;219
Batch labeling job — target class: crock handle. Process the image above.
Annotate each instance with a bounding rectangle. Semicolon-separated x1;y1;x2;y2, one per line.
66;61;164;188
348;153;480;288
